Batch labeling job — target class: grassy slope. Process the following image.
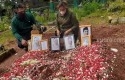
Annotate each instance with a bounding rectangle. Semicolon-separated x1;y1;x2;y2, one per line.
0;30;15;44
80;10;108;25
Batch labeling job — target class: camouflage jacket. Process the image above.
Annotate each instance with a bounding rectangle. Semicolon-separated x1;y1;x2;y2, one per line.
56;10;79;35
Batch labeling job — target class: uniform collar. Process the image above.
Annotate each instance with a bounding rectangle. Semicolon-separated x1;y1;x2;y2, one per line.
58;9;69;17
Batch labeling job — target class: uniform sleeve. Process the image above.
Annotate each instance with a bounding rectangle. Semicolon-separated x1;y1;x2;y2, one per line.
56;13;60;30
11;21;23;41
70;12;79;31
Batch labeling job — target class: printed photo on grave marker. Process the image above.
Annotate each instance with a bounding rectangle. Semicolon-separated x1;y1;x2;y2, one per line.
31;34;42;51
40;39;49;51
50;37;60;51
64;34;75;50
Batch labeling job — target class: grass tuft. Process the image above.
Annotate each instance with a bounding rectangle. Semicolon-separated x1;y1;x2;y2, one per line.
0;30;15;44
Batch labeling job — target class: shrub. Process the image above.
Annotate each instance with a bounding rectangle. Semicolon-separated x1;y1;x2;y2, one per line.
83;2;101;15
108;1;125;12
72;8;86;21
35;9;56;25
72;2;101;21
0;16;10;31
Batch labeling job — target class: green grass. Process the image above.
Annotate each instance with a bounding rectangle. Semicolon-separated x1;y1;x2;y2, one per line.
79;7;125;26
0;30;15;44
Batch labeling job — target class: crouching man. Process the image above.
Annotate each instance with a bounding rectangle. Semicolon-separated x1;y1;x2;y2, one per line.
11;3;36;51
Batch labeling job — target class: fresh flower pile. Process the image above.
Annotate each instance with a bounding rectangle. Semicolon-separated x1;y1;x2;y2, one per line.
61;44;113;80
0;43;116;80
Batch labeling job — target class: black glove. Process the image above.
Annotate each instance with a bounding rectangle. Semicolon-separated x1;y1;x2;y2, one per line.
55;30;64;38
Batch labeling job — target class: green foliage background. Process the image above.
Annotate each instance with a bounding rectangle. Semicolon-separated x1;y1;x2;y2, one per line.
1;0;125;44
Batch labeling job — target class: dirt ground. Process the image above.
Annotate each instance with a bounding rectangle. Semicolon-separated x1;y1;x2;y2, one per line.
92;24;125;80
0;24;125;80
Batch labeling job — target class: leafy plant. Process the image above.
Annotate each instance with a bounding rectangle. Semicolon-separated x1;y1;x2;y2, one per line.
72;2;101;21
108;1;125;12
72;8;85;21
0;16;10;31
35;9;56;25
83;2;101;15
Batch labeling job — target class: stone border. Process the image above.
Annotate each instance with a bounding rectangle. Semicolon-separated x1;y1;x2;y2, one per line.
0;48;16;63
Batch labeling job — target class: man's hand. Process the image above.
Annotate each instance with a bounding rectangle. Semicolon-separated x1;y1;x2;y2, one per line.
21;39;28;46
56;29;60;36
